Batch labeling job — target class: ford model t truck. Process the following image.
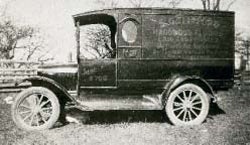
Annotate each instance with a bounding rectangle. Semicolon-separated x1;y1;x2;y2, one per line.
11;8;235;130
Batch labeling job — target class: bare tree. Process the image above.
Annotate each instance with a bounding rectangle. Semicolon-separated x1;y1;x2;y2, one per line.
200;0;237;11
235;29;250;71
165;0;184;8
0;1;54;63
225;0;237;10
0;19;34;59
0;15;53;63
236;34;250;60
96;0;183;8
127;0;154;7
17;33;54;63
95;0;119;8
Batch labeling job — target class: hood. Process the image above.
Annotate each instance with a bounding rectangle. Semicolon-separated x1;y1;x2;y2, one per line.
37;63;78;75
37;63;78;91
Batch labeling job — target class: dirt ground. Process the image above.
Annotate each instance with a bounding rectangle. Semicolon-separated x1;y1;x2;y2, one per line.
0;86;250;145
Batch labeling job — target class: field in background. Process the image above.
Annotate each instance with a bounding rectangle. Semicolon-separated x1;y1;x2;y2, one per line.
0;86;250;145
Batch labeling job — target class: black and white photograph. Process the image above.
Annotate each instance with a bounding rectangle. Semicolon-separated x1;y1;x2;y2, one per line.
0;0;250;144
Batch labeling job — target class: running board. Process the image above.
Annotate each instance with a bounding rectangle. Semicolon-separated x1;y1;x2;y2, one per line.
74;94;163;111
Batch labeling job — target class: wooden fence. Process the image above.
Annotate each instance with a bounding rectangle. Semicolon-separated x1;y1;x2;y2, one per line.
242;71;250;83
0;60;39;90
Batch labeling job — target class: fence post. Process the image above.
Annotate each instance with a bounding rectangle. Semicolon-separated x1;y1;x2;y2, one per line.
246;40;250;70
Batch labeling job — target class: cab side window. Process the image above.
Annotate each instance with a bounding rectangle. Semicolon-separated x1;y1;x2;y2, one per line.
80;24;116;59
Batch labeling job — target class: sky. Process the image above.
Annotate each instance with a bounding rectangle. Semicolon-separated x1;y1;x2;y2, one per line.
1;0;250;62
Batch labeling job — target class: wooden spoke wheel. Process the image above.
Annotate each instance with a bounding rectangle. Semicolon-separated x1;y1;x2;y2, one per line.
166;84;209;126
12;87;60;131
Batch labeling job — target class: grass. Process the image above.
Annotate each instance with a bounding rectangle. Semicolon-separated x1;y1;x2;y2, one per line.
1;86;250;145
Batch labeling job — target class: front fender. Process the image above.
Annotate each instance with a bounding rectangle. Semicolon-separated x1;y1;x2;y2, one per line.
16;76;76;102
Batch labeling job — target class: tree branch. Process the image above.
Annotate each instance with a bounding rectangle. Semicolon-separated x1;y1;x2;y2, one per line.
201;0;207;10
226;0;237;10
213;0;220;10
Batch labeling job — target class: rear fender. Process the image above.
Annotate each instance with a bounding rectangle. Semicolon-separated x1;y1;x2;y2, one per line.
161;75;216;106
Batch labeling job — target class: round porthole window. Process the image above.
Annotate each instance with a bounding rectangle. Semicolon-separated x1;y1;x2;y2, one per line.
122;20;137;43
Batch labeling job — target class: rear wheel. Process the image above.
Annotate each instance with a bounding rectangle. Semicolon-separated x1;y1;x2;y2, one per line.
11;87;60;131
166;83;209;126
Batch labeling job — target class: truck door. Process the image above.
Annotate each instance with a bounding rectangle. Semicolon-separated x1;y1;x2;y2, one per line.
78;25;117;89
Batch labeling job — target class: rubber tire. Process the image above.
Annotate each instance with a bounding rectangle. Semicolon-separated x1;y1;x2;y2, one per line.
166;83;209;126
11;87;60;131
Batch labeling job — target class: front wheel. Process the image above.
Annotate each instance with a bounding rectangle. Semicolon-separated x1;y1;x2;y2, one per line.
11;87;60;131
166;83;209;126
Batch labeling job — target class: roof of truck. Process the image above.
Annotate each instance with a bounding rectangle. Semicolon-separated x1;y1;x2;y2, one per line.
73;7;234;26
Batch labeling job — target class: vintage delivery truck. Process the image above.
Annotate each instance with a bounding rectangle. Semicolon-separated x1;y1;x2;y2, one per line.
11;8;235;130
